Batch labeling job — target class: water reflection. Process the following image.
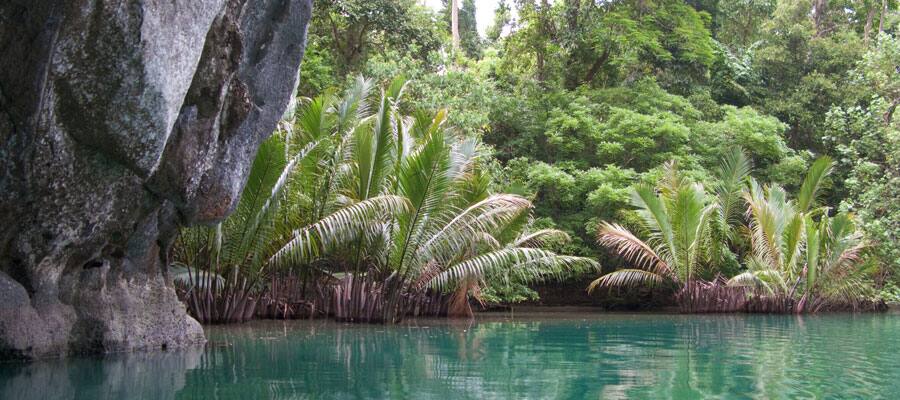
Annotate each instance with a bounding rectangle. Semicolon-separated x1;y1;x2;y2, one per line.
0;346;202;400
2;313;900;399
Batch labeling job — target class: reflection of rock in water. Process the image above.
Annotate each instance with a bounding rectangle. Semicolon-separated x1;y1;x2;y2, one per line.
0;346;202;400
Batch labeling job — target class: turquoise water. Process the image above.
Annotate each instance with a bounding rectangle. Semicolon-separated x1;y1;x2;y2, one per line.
2;311;900;399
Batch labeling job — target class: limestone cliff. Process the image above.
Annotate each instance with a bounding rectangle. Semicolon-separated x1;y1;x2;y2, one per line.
0;0;311;359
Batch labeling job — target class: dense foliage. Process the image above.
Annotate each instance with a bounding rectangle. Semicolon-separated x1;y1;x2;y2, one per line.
174;78;596;322
180;0;900;315
589;152;876;311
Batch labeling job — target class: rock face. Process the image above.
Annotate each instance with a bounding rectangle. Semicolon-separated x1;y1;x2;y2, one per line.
0;0;312;359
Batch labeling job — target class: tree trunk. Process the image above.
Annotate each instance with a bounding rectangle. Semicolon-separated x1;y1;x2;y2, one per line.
865;5;876;46
448;283;473;318
451;0;460;53
536;0;550;82
564;0;580;32
812;0;828;37
584;47;611;85
879;0;887;35
883;97;900;125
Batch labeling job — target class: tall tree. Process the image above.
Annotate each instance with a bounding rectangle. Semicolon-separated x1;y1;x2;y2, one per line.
812;0;829;36
451;0;460;52
864;0;878;46
442;0;483;58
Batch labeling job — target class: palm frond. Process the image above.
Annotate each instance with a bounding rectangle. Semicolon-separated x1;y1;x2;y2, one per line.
385;75;408;102
668;182;712;281
727;271;767;290
631;184;676;263
796;156;834;213
597;222;673;279
270;195;410;268
221;136;288;268
514;229;571;248
782;214;806;279
418;194;531;267
805;215;821;290
713;146;752;237
296;93;334;144
333;76;373;131
392;127;453;274
743;179;789;270
588;269;668;293
429;248;597;290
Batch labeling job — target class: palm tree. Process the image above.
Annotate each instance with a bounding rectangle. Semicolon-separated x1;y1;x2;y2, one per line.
729;157;833;291
589;162;714;294
173;135;320;323
451;0;460;52
707;148;753;272
729;156;874;311
268;77;597;322
798;212;872;311
175;77;596;324
434;202;597;316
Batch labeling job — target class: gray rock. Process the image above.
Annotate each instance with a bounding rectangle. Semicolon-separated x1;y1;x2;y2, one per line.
0;0;312;359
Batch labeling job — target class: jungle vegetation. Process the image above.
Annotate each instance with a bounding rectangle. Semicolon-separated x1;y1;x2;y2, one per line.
174;0;900;320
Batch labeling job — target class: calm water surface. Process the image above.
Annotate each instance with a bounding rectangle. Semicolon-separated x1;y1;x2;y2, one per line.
2;311;899;399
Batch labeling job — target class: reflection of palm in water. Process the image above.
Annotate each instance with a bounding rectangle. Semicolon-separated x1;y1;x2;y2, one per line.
3;314;899;399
